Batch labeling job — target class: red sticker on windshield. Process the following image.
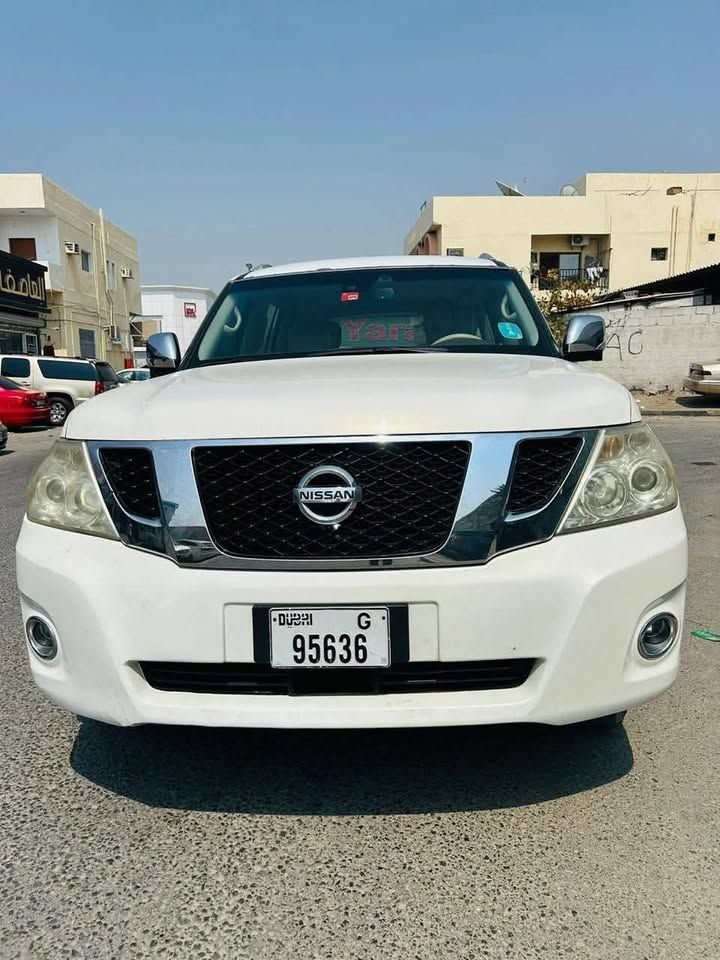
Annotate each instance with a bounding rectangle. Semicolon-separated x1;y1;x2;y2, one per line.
341;291;360;302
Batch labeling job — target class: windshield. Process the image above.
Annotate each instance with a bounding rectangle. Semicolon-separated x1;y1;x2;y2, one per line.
188;267;556;366
0;375;25;390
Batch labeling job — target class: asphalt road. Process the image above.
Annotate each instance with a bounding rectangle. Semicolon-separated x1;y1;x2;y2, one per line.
1;422;719;960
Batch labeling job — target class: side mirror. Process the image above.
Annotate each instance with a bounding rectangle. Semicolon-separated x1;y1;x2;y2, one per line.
562;314;605;362
147;332;181;377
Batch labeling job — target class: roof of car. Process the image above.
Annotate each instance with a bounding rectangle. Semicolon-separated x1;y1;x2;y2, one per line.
234;255;502;282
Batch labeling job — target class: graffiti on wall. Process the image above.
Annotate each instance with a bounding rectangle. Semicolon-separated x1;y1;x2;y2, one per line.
602;314;644;360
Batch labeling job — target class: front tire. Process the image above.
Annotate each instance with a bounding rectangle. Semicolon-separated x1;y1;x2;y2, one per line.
49;397;72;426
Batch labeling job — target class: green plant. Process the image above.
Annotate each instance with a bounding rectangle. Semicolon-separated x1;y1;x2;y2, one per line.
535;271;600;341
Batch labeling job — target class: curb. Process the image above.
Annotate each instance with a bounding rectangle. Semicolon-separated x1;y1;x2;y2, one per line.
640;408;715;417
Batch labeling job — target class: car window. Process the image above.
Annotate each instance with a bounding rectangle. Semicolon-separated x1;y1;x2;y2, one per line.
1;357;31;377
95;363;119;383
37;359;96;381
192;267;554;365
116;369;133;382
0;374;25;390
134;369;151;381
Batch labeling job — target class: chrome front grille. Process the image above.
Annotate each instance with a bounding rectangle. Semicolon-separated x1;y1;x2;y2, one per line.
89;429;597;570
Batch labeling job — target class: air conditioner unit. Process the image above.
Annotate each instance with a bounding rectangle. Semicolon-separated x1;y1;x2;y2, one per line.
106;324;121;342
120;266;134;279
570;234;590;247
64;241;80;255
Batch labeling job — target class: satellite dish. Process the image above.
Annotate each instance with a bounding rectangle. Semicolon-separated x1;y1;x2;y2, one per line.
496;180;525;197
560;183;580;196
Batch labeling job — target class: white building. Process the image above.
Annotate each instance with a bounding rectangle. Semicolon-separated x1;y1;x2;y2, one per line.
0;174;141;367
135;285;217;363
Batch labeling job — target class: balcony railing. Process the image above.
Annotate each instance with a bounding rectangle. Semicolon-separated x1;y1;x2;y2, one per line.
531;269;608;291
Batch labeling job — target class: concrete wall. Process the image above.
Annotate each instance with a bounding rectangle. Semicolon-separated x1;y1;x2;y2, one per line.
405;172;720;293
582;297;720;392
0;214;59;261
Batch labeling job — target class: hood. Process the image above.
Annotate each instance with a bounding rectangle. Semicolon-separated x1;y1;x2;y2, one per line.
65;353;637;441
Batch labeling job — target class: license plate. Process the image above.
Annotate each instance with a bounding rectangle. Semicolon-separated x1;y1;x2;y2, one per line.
270;607;390;668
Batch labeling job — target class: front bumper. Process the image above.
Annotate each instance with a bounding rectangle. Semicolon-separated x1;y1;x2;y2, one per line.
16;508;687;728
683;376;720;395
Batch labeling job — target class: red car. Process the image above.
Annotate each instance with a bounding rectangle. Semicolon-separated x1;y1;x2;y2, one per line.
0;375;50;428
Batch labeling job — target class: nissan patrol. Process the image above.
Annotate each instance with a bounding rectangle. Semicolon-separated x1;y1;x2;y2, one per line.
16;256;687;729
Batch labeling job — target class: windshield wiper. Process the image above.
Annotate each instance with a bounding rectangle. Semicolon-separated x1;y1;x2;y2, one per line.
302;347;450;358
191;346;450;368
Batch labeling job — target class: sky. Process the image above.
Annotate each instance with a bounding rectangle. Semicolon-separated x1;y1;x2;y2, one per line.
2;0;719;292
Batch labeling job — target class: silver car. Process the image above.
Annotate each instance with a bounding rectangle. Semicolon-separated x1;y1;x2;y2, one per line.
684;361;720;396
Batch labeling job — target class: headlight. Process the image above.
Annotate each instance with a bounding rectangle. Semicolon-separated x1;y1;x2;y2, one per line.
27;439;118;539
559;423;677;532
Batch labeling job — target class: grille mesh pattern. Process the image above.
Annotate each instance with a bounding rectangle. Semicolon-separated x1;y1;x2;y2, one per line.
100;447;160;519
506;436;582;514
192;441;470;559
140;659;536;695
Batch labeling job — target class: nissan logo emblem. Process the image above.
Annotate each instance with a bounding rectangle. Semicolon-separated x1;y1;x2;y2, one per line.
293;465;362;525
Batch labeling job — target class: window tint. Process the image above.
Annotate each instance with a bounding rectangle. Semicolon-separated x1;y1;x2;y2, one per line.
192;267;555;366
1;357;31;377
37;359;95;381
0;375;25;390
95;363;118;382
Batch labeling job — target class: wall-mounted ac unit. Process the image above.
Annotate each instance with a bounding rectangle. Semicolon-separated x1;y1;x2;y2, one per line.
120;266;134;279
106;324;121;342
64;241;80;255
570;234;590;247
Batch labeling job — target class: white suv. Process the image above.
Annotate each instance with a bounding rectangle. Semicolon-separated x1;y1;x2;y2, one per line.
16;257;687;730
0;355;119;426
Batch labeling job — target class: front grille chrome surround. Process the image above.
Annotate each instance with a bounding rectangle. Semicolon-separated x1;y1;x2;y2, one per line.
87;429;598;571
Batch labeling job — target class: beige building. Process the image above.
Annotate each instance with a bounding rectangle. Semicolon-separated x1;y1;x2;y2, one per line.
405;172;720;296
0;174;141;367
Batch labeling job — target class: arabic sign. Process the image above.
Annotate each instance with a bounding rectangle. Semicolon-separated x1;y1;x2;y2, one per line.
0;250;49;315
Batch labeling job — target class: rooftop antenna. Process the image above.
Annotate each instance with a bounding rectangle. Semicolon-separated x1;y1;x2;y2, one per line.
496;179;525;197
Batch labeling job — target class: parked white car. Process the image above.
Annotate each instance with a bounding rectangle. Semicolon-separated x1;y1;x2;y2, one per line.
684;361;720;396
16;256;687;731
0;355;119;425
116;367;150;384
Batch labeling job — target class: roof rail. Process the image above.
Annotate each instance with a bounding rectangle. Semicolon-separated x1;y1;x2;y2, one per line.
479;252;508;267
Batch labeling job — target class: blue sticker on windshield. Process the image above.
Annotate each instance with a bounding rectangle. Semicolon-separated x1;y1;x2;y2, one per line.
498;322;523;340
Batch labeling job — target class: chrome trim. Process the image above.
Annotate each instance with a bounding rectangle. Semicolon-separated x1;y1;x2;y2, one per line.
87;430;598;571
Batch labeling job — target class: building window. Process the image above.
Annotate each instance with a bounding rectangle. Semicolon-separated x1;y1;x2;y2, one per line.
78;328;96;359
8;237;37;260
651;247;668;261
708;233;716;242
446;248;464;257
81;250;93;272
106;260;117;290
23;333;39;355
